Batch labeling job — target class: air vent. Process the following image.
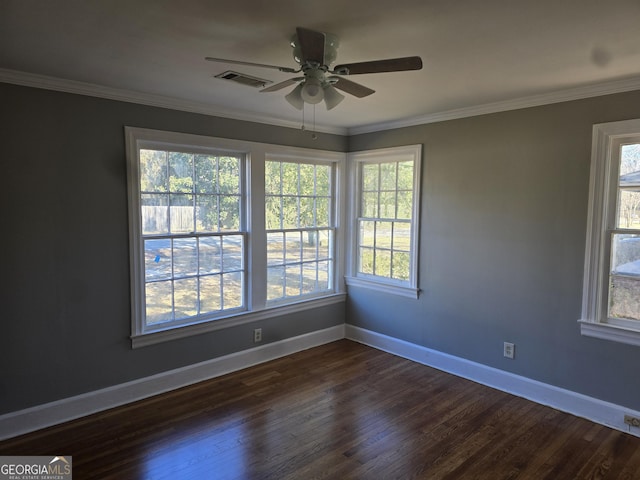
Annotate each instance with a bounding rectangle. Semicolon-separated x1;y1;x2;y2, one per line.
214;71;272;89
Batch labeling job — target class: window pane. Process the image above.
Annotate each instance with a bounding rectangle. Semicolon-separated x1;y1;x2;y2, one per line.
316;197;330;227
611;234;640;275
376;221;393;248
140;150;168;192
362;164;379;191
299;163;315;195
379;191;396;218
318;230;330;260
146;281;173;325
609;233;640;321
299;196;315;227
396;190;413;219
173;238;197;277
218;156;241;194
267;266;285;301
317;261;330;290
303;263;318;294
196;195;219;232
222;235;243;271
380;162;397;190
169;152;194;193
222;272;243;309
145;239;172;281
282;162;299;195
267;232;284;265
199;237;221;274
169;194;194;233
303;231;319;261
265;196;282;230
362;192;378;218
282;196;298;229
375;249;392;278
617;189;640;229
195;155;216;194
219;195;240;231
174;278;198;319
359;221;375;248
265;161;281;195
397;161;414;190
392;251;411;281
359;247;374;275
141;194;168;235
393;222;412;252
619;144;640;177
285;232;302;263
286;265;302;296
316;165;330;196
609;275;640;321
200;275;221;313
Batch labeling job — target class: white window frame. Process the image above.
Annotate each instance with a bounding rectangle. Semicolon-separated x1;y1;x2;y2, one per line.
580;119;640;346
345;144;422;299
264;154;339;306
125;127;346;348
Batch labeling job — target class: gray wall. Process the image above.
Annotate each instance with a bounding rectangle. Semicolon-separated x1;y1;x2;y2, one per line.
0;82;346;414
3;79;640;417
347;91;640;411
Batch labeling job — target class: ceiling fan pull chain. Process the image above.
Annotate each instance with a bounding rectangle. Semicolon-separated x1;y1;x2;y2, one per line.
311;104;317;140
301;104;306;132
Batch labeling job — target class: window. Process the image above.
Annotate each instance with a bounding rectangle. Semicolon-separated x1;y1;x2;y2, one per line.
126;128;345;347
265;158;335;303
345;145;422;298
580;119;640;346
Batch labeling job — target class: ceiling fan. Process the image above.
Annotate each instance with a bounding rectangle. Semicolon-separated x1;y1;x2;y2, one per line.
206;27;423;111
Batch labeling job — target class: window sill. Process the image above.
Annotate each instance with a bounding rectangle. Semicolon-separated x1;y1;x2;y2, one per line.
579;320;640;347
131;293;346;349
344;276;420;299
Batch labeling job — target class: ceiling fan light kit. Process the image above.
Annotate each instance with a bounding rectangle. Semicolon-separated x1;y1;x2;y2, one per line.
206;26;423;112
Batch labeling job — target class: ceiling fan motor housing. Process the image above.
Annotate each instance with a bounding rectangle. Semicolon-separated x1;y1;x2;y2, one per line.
290;32;339;68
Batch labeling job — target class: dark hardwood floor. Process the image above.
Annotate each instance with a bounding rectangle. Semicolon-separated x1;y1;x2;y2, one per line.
2;340;640;479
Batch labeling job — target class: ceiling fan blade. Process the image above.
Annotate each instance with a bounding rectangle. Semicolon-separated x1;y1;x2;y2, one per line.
296;27;325;65
329;77;375;98
260;78;301;92
205;57;298;73
333;56;423;75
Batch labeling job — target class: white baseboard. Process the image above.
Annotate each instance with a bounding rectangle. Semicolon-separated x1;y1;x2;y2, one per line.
0;324;345;441
3;323;639;442
345;325;640;438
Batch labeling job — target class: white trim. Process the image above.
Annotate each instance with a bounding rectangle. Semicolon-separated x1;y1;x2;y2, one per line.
344;276;419;299
4;323;640;441
132;294;346;348
345;325;640;438
580;119;640;345
125;127;346;346
348;76;640;135
579;320;640;347
0;68;346;136
345;145;422;294
3;68;640;137
0;325;345;442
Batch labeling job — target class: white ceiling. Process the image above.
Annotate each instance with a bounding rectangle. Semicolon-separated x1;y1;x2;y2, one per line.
2;0;640;134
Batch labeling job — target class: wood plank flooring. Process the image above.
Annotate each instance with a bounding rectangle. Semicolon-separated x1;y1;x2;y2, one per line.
2;340;640;479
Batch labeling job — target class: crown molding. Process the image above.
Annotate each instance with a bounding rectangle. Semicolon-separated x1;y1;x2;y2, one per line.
347;76;640;135
0;68;347;136
3;68;640;138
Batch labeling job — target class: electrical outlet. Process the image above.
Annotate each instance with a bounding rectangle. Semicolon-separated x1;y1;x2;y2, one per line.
624;415;640;427
503;342;515;359
253;328;262;343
